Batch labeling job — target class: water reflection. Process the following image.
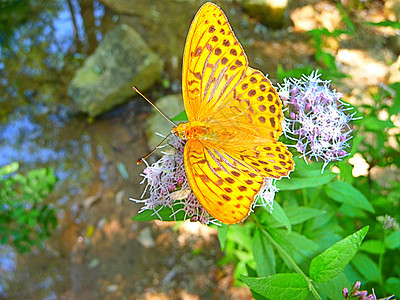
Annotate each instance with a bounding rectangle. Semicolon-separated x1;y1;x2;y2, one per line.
0;0;226;298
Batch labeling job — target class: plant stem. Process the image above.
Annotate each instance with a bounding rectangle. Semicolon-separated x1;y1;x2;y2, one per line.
253;215;323;300
379;231;387;291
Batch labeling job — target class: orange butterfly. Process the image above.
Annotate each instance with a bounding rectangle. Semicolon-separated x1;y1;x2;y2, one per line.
172;2;294;224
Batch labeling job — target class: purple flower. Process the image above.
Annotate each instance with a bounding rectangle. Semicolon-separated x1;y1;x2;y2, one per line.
279;71;356;172
341;281;391;300
132;134;213;224
132;134;281;224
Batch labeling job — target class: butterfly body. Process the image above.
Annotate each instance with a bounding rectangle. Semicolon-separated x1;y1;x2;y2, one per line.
173;122;212;141
176;2;294;224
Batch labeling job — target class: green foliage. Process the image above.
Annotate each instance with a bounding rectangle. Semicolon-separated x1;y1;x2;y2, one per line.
132;203;186;222
309;227;368;282
0;163;58;253
241;273;309;300
364;20;400;30
133;4;400;299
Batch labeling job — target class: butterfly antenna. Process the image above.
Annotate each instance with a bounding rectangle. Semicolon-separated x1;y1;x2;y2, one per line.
133;86;177;126
137;132;173;165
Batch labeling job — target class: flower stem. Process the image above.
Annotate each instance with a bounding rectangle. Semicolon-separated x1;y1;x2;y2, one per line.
253;215;323;300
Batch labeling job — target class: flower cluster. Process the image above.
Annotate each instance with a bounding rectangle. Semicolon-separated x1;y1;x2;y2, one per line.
377;215;400;231
254;177;278;212
134;134;280;224
279;71;356;172
342;281;379;300
133;134;213;225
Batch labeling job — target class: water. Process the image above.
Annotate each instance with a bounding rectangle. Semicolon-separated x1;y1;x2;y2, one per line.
0;1;226;298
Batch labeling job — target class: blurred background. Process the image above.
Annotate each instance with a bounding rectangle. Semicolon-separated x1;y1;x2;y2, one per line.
0;0;399;298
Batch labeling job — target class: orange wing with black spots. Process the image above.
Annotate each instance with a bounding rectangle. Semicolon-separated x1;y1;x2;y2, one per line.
180;2;294;224
182;2;247;122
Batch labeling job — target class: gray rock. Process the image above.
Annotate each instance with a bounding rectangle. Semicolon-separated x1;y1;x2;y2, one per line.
68;24;164;117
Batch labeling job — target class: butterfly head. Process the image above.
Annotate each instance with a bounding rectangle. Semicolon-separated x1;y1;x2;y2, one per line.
172;123;188;140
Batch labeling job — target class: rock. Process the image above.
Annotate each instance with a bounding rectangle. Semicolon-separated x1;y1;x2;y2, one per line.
146;94;184;151
242;0;288;28
388;55;400;84
385;0;400;21
137;227;156;248
68;24;164;117
336;49;388;87
291;1;342;32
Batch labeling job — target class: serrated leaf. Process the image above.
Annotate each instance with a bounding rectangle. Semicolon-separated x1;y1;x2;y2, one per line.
284;207;326;225
351;253;379;282
240;274;309;300
309;226;369;282
268;202;291;233
324;181;374;213
217;224;228;251
132;204;186;222
252;230;275;276
385;231;400;249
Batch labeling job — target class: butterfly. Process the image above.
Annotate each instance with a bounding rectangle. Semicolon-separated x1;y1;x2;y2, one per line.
172;2;294;224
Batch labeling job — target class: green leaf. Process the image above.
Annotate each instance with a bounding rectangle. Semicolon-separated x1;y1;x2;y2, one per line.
277;65;314;82
252;230;275;277
364;20;400;29
171;110;188;122
277;170;337;191
240;274;309;300
217;224;228;251
360;239;385;255
363;116;394;131
339;203;368;218
0;162;19;177
132;204;186;222
389;82;400;115
315;273;351;300
386;277;400;295
228;223;254;251
268;202;291;233
284;207;326;225
351;253;379;282
309;226;369;282
284;231;321;264
324;181;374;213
385;231;400;249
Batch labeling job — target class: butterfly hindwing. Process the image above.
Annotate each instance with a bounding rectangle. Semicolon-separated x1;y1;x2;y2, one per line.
184;139;265;224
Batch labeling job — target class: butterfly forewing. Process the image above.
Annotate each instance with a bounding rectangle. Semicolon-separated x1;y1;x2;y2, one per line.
209;68;284;142
182;2;247;122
